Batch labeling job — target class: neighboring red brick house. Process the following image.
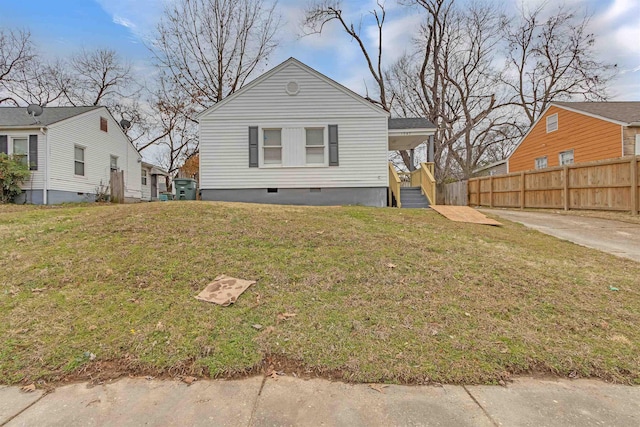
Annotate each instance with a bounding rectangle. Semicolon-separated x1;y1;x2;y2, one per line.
508;102;640;173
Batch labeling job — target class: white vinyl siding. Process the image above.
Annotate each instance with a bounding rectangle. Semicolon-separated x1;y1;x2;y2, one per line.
47;108;141;199
4;131;44;190
559;149;574;166
199;61;388;189
546;113;558;133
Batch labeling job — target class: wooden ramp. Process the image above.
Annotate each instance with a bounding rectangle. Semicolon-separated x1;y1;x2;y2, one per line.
430;205;502;226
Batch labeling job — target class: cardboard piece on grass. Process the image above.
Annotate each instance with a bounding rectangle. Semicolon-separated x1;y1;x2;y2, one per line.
195;275;256;306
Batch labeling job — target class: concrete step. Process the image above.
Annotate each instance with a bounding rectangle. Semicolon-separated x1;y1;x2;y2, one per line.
401;203;430;209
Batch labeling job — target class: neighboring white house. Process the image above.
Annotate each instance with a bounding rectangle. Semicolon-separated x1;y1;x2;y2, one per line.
141;162;169;201
0;106;142;204
197;58;435;207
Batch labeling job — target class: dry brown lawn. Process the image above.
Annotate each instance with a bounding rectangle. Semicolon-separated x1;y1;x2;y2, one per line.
0;202;639;386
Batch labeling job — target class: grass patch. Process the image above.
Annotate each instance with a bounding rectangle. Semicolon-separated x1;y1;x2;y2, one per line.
1;202;639;385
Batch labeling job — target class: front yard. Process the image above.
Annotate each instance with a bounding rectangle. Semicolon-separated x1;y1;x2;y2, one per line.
1;202;639;385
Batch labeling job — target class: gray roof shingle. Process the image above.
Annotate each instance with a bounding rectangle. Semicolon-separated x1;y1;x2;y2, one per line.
0;106;101;127
388;117;435;130
553;102;640;124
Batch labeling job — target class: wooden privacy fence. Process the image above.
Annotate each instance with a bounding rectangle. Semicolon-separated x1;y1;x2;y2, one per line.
437;180;468;205
110;170;125;204
468;156;640;214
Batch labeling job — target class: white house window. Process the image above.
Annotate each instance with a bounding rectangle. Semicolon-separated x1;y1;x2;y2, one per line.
141;169;148;185
305;128;325;164
74;146;85;176
535;156;548;170
559;149;574;166
110;155;118;171
12;138;28;166
546;113;558;133
263;129;282;165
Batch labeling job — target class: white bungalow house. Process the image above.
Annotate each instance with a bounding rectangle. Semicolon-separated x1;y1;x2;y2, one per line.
197;57;436;207
0;106;142;204
141;162;169;201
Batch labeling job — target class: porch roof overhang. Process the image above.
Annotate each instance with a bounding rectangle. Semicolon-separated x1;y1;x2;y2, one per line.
388;118;436;151
388;128;436;151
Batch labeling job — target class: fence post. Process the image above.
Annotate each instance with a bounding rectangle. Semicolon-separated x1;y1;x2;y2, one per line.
631;156;638;215
563;166;570;211
520;171;525;209
489;176;494;208
477;178;481;207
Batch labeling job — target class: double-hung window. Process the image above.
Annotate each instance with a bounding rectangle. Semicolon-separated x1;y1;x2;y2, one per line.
305;128;325;165
12;138;28;167
263;129;282;165
559;149;574;166
110;155;118;171
141;169;148;185
535;156;547;170
75;146;85;176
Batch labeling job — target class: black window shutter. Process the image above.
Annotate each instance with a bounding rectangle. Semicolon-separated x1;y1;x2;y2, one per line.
249;126;259;167
328;125;339;166
0;135;7;155
29;134;38;170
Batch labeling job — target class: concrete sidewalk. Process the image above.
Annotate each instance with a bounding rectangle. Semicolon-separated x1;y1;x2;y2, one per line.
481;209;640;262
2;377;639;426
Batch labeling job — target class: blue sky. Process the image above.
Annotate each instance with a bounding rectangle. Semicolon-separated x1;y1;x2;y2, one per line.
1;0;638;100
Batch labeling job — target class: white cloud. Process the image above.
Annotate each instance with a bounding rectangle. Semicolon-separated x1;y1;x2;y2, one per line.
112;15;136;30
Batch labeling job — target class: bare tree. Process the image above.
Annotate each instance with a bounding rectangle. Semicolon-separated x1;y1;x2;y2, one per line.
502;4;616;133
148;73;198;179
388;0;507;180
153;0;280;108
303;0;389;110
63;48;135;107
2;59;71;106
0;29;35;105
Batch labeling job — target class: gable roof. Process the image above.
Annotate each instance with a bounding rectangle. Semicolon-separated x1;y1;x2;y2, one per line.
196;57;389;120
0;106;101;128
473;159;507;174
389;117;435;130
552;102;640;125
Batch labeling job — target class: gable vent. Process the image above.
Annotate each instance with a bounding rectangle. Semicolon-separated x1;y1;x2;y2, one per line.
285;81;299;96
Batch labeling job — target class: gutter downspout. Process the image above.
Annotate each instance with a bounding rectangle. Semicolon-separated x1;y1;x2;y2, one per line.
40;127;48;205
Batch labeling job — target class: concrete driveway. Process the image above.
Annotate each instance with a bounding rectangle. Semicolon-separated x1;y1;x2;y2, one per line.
482;209;640;262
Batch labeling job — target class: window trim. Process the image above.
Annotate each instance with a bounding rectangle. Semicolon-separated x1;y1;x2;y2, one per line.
11;136;29;167
110;155;119;171
546;113;558;133
535;156;548;170
141;169;148;186
261;128;283;166
74;145;86;177
559;149;574;166
304;127;327;166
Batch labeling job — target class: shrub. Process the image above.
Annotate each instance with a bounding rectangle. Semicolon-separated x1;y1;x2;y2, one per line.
0;154;31;203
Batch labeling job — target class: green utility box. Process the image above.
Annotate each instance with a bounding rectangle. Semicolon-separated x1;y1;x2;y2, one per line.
173;178;198;200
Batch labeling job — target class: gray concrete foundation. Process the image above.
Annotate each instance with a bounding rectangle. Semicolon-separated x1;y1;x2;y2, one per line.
201;187;387;207
15;190;96;205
